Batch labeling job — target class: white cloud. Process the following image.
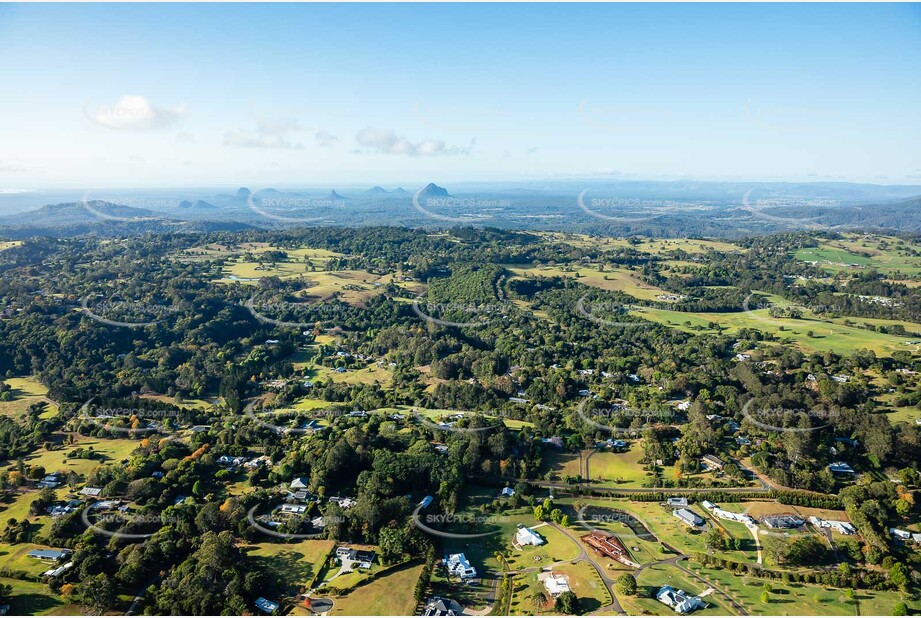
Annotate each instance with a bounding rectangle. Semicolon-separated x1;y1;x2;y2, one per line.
315;131;338;147
0;162;25;172
87;95;184;130
355;128;474;157
224;118;305;150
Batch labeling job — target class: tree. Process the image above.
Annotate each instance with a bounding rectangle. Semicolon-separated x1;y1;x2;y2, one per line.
530;591;547;613
891;602;908;616
82;572;116;615
760;590;770;604
555;591;579;615
616;574;637;596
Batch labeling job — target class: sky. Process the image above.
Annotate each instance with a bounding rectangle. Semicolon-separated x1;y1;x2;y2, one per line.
0;2;919;189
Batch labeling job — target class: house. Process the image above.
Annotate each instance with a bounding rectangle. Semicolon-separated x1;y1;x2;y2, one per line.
828;462;856;475
809;517;855;535
79;486;102;497
27;549;71;562
542;572;571;597
310;516;325;529
289;477;310;490
763;514;805;529
657;586;706;614
37;474;62;489
42;561;74;578
515;525;545;546
151;471;165;479
433;444;449;455
712;506;756;525
217;455;245;467
279;504;307;515
254;597;279;614
499;487;515;498
444;553;477;579
673;508;704;527
701;454;724;470
336;547;377;569
329;496;356;508
174;495;188;505
422;597;459;616
419;495;434;509
540;436;563;448
735;436;751;446
890;528;911;540
700;500;716;510
666;497;688;508
191;425;211;433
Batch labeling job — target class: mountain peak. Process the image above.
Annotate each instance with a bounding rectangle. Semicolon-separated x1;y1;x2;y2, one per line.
418;183;450;198
366;186;389;194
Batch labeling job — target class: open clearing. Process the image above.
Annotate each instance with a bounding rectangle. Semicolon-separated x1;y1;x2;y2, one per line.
328;562;423;616
242;540;334;596
506;264;675;302
0;376;58;421
632;305;920;356
6;436;142;478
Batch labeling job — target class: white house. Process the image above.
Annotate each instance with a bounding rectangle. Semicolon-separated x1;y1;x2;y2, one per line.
444;553;477;579
673;508;704;527
515;525;545;546
809;516;855;535
542;572;571;597
657;586;706;614
499;487;515;498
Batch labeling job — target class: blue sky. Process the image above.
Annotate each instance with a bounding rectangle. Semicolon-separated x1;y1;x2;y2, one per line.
0;3;918;188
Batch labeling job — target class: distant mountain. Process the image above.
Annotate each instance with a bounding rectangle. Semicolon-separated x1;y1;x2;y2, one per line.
417;183;450;199
236;187;252;200
0;201;159;227
392;187;410;195
177;200;219;211
327;190;349;201
365;186;389;194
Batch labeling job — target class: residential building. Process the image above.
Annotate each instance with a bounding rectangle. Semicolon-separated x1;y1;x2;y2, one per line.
657;586;706;614
444;553;477;579
515;525;545;546
673;508;704;527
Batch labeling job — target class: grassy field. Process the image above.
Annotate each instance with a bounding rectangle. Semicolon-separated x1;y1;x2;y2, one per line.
622;562;735;616
0;376;58;421
794;235;921;276
631;305;920;357
505;264;675;302
0;241;23;252
685;562;913;616
312;363;393;386
137;394;217;409
328;562;423;616
538;233;743;256
6;436;142;478
0;576;75;615
0;541;70;578
242;540;334;596
509;560;611;615
586;446;652;487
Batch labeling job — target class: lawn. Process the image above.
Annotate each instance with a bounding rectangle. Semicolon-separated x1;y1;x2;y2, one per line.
327;562;423;616
0;241;23;252
0;376;58;421
505;264;674;302
312;364;393;386
509;560;611;615
8;436;142;478
794;235;921;277
622;562;734;616
684;562;914;616
585;446;652;487
541;451;582;481
242;539;335;596
0;542;70;578
0;576;73;615
631;305;919;357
